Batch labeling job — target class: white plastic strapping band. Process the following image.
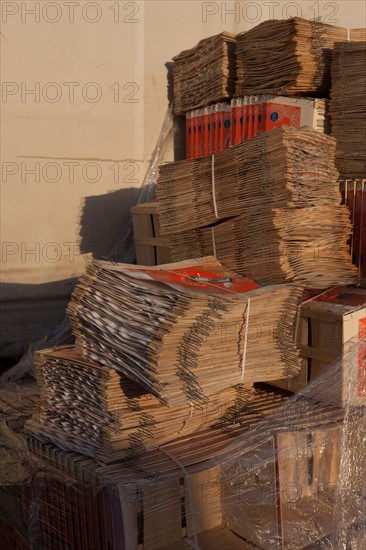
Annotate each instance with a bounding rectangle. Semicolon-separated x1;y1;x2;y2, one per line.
211;227;217;257
179;401;194;434
159;446;202;550
211;155;219;219
240;298;251;383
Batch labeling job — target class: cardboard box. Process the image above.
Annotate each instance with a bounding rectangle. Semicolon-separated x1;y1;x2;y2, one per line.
185;97;328;159
261;96;328;134
131;202;172;266
270;287;366;406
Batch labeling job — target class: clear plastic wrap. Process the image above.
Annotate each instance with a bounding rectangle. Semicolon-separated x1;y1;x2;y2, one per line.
217;337;365;549
0;337;364;549
0;106;175;386
109;104;174;264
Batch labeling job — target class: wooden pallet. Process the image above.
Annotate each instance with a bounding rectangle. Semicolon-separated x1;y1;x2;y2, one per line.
26;436;260;550
131;202;172;266
24;394;344;550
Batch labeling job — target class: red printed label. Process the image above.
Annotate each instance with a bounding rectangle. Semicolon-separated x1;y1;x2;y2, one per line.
264;103;301;131
143;263;260;294
358;318;366;397
314;290;366;308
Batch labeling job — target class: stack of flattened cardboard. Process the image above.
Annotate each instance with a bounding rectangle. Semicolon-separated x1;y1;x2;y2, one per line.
157;127;341;234
66;258;302;409
331;41;366;177
235;204;356;286
235;18;364;97
168;217;239;272
168;205;356;287
173;32;236;115
27;345;258;462
157;127;356;287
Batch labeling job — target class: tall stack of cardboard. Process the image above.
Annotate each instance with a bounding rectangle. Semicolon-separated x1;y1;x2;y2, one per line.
6;16;366;550
155;18;361;290
173;32;236;116
235;18;362;97
331;41;366;177
157;126;356;287
331;42;366;286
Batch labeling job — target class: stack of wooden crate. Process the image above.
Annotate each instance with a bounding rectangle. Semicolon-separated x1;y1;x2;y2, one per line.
23;393;348;550
269;287;366;406
131;202;172;266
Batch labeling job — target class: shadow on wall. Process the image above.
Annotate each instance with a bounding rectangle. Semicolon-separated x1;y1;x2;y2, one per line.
1;188;141;357
166;61;174;107
0;279;76;358
79;187;140;260
165;61;186;162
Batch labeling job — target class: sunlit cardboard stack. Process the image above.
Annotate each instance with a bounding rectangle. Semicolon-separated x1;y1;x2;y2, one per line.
156;126;356;288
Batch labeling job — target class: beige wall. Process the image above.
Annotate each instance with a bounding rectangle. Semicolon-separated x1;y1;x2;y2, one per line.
2;0;365;283
1;0;365;352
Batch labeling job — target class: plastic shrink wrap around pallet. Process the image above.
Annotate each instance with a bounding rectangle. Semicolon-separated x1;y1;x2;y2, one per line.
0;337;365;550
